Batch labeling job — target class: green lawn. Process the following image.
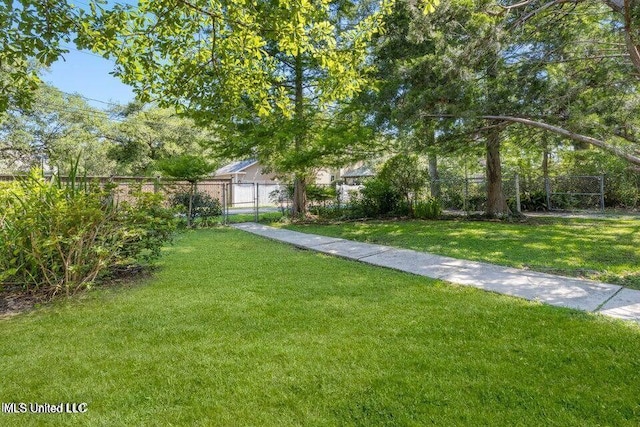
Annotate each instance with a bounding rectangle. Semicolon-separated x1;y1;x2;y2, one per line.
283;217;640;290
226;211;284;224
1;228;639;425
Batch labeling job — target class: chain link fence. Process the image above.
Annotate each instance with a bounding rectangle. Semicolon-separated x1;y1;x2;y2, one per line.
427;174;606;214
544;176;605;211
1;173;620;221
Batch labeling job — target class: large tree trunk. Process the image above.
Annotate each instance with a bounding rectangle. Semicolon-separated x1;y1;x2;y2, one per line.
292;174;307;217
291;52;307;217
604;0;640;74
485;129;511;217
428;153;441;198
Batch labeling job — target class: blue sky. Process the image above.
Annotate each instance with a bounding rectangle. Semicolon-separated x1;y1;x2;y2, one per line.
42;0;137;110
44;48;135;110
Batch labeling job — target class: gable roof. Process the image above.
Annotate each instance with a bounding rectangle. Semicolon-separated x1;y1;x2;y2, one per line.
342;166;375;178
215;159;258;175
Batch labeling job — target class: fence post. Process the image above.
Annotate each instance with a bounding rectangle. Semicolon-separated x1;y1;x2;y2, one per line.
463;178;469;214
154;175;160;193
255;183;259;222
515;173;521;214
599;175;605;212
545;177;552;211
222;183;227;225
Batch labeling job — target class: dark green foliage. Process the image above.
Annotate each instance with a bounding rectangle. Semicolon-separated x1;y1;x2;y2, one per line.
348;155;430;219
307;184;337;204
378;154;428;208
440;188;464;210
157;154;217;227
467;195;486;212
0;169;176;296
509;191;548;212
156;155;216;183
170;191;222;226
351;178;400;217
414;198;443;219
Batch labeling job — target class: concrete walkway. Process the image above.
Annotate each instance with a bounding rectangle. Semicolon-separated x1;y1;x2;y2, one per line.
232;223;640;323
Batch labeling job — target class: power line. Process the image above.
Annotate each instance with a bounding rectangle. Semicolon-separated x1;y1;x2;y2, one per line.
58;91;125;108
69;0;139;9
59;44;110;60
32;101;125;122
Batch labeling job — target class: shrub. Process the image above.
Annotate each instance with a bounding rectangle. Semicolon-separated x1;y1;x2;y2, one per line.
351;178;400;217
440;190;464;210
517;191;548;212
378;154;428;209
347;155;428;219
414;198;443;219
467;195;486;212
0;170;176;296
170;191;222;226
307;184;337;206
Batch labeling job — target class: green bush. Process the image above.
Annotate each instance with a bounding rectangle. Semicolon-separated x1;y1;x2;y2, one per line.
467;195;486;212
351;178;400;218
346;155;429;219
517;191;548;211
440;190;464;210
378;154;428;208
414;198;443;219
307;184;337;205
170;191;222;226
0;170;176;296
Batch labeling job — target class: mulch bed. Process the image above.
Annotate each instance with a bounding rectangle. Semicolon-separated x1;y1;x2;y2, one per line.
0;285;48;319
0;266;153;319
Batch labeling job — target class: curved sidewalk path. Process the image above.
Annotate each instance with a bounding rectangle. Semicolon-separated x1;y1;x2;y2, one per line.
232;223;640;323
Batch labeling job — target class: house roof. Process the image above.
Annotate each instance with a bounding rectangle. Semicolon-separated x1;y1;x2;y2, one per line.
215;159;258;175
342;166;375;178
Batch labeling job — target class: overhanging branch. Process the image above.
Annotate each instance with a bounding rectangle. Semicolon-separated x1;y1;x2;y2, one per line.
426;114;640;166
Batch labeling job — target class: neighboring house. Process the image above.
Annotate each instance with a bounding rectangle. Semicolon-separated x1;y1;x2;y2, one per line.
314;169;334;185
214;159;279;184
215;159;335;185
340;165;376;185
214;159;281;206
214;158;378;206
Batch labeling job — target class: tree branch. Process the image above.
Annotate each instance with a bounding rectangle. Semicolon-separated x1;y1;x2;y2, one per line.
500;0;537;10
511;0;576;28
622;0;640;74
425;114;640;166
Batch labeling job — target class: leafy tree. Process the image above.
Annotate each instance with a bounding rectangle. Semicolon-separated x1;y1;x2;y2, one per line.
378;153;428;212
370;0;640;216
0;0;85;112
106;105;218;175
80;0;438;217
156;154;217;227
368;0;513;215
0;83;115;174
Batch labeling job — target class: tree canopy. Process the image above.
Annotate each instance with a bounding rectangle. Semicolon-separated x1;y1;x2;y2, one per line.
79;0;439;214
0;0;83;112
0;83;114;174
106;104;218;175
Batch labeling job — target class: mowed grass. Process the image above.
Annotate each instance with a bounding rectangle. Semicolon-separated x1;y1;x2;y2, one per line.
1;229;639;426
284;217;640;289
